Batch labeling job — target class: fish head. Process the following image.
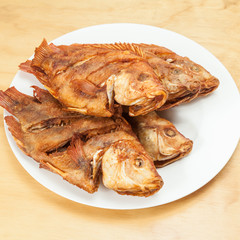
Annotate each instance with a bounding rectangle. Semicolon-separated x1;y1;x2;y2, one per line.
101;140;163;197
142;56;201;110
138;117;193;166
174;58;219;96
112;61;168;116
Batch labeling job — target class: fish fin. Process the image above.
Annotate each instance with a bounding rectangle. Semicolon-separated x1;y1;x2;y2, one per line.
93;43;145;58
31;39;52;68
106;75;115;112
5;87;33;102
0;87;33;114
71;79;100;97
4;116;28;155
18;60;35;74
31;85;58;103
0;89;16;115
40;161;66;176
67;134;87;165
92;149;104;181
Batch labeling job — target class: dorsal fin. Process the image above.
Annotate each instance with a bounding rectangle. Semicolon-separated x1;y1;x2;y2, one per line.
92;43;145;58
32;39;52;68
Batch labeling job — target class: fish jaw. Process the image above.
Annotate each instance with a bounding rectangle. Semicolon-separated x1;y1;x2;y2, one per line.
101;140;163;197
199;76;220;96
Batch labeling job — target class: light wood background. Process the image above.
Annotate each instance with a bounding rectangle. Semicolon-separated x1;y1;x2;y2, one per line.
0;0;239;239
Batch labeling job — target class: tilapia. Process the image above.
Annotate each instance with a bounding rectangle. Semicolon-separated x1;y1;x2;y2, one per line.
19;40;167;117
87;42;219;111
0;86;163;196
128;111;193;167
134;43;219;109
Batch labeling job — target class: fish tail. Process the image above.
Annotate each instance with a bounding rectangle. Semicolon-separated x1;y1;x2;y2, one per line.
0;89;16;115
5;116;28;155
0;87;33;115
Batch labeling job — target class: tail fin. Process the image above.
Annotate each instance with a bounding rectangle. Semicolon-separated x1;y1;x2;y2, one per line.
0;89;16;115
0;87;33;115
5;116;28;155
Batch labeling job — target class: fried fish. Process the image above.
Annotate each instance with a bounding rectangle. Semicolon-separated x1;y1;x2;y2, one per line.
0;86;163;196
19;40;167;117
87;42;219;111
128;111;193;167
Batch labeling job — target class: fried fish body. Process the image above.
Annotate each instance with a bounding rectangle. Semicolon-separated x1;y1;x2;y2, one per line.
0;86;163;196
135;43;219;101
5;115;100;193
19;40;167;117
128;111;193;167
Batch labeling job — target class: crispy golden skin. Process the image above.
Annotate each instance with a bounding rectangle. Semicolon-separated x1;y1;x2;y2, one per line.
19;40;167;117
128;111;193;167
134;44;219;110
0;86;163;196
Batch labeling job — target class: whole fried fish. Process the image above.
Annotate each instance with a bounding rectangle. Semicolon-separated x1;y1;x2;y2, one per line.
128;111;193;167
88;42;218;111
0;86;163;196
19;40;167;117
134;43;219;109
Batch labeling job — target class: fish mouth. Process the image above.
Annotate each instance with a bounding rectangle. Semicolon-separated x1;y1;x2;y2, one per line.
199;77;220;96
116;177;164;197
158;90;199;111
155;141;193;168
129;93;167;116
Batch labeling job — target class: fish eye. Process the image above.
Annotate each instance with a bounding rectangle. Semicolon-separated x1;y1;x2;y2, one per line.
172;69;181;75
164;128;176;137
134;158;144;168
138;73;149;81
191;65;200;72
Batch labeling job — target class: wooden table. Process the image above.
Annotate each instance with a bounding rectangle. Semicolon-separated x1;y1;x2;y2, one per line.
0;1;239;239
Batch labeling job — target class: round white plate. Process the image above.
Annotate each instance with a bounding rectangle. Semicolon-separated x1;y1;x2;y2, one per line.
4;23;240;210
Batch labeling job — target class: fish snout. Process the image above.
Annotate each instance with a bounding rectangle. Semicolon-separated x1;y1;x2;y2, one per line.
180;140;193;154
143;176;164;191
187;80;201;93
200;76;220;95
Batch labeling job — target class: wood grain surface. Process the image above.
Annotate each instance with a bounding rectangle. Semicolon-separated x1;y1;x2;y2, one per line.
0;0;239;239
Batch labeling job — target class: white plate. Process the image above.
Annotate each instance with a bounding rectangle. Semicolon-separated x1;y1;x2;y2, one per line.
4;23;240;210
